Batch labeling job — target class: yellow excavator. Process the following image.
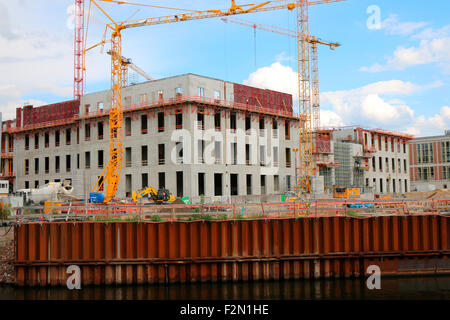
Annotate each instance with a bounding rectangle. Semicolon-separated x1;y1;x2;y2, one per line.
131;187;175;204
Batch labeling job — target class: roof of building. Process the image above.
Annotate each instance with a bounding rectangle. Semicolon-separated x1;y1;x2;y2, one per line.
411;131;450;141
82;72;293;98
318;125;414;139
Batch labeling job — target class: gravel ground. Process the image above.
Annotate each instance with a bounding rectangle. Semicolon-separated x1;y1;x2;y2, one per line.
0;226;14;284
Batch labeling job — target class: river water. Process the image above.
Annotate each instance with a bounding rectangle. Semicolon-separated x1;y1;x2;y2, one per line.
1;275;450;300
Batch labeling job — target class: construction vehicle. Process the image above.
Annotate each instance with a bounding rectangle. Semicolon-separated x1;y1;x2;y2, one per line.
334;187;361;199
132;187;175;204
374;194;392;200
333;187;375;209
16;180;76;205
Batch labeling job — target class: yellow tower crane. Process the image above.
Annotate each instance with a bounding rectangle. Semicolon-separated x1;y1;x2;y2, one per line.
88;0;345;202
221;16;340;131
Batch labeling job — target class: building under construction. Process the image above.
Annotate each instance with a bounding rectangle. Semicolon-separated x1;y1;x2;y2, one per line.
1;114;14;193
313;127;413;196
9;74;300;202
2;79;414;202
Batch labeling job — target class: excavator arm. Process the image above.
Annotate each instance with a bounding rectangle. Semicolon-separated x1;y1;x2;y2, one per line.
132;187;157;202
132;187;176;204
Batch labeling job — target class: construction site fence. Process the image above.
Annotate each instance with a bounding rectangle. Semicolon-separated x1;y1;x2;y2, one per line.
7;199;450;224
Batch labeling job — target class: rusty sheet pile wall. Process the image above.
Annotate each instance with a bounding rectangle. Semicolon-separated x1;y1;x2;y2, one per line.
14;215;450;286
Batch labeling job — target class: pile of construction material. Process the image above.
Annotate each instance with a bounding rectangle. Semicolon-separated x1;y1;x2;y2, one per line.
0;236;14;284
0;226;14;284
406;189;450;200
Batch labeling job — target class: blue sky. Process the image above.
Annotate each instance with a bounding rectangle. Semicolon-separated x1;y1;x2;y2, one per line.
1;0;450;137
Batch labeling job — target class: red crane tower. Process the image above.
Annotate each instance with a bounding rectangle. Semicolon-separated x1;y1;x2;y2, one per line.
74;0;85;100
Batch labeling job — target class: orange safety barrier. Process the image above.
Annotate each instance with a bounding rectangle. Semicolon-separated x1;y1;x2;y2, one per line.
12;198;450;224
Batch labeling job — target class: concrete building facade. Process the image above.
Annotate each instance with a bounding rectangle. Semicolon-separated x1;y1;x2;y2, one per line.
409;130;450;191
12;74;299;202
314;127;412;195
1;115;15;193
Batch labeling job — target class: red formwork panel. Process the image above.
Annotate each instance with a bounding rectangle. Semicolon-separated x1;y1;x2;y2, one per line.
15;100;80;129
233;83;293;116
315;137;331;153
15;108;22;128
13;215;450;286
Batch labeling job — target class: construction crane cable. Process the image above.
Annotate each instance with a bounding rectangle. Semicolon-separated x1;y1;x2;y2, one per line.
83;0;92;92
99;0;203;13
85;0;92;52
288;9;291;69
254;26;257;67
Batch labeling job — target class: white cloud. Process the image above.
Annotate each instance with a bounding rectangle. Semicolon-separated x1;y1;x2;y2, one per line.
320;110;344;128
381;14;427;36
412;25;450;40
244;60;446;136
321;82;447;136
244;61;297;98
361;37;450;72
411;106;450;137
0;0;110;120
0;99;48;121
274;51;293;63
362;15;450;73
360;94;414;125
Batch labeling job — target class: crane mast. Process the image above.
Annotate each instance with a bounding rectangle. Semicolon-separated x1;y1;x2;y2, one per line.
88;0;344;202
221;17;340;133
103;31;124;202
295;0;313;194
311;41;320;130
106;51;154;87
74;0;85;100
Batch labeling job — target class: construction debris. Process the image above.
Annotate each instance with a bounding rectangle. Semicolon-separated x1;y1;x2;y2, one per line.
0;227;14;285
406;189;450;200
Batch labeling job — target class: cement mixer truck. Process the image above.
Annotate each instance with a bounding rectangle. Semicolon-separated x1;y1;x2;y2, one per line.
16;180;76;205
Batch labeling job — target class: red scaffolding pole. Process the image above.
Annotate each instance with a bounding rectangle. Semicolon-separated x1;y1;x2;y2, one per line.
74;0;85;100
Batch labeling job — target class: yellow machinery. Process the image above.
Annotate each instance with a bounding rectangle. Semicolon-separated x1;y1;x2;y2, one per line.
87;0;345;203
374;194;392;200
132;187;175;204
43;201;63;214
334;187;361;199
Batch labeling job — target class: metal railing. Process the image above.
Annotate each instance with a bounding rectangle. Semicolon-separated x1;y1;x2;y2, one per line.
0;172;15;178
76;95;297;123
7;199;450;224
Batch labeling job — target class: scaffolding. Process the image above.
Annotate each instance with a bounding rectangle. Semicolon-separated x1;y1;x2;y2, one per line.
353;156;364;188
334;142;352;187
319;166;333;187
